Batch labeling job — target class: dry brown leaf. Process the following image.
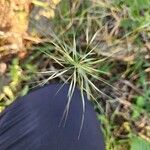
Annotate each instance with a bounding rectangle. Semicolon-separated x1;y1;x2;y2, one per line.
0;0;31;52
0;62;7;74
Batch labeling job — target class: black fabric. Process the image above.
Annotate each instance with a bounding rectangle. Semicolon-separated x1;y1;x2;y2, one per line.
0;84;105;150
